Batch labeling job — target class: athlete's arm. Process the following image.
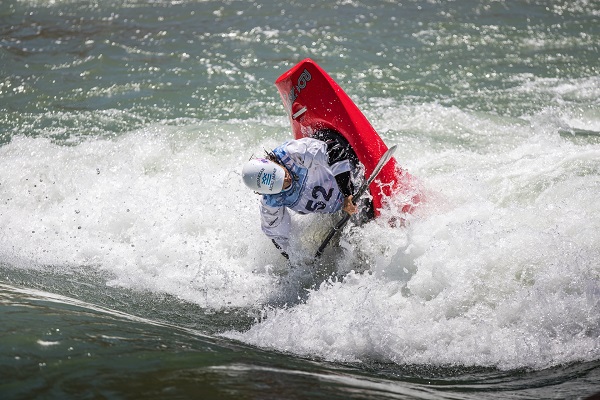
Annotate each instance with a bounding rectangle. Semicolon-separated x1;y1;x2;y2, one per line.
259;200;291;257
322;138;357;214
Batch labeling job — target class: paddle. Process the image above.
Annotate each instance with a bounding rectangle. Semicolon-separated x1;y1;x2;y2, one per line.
314;144;398;258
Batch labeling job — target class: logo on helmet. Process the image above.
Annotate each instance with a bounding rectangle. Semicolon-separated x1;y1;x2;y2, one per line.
260;167;278;191
255;167;265;189
262;171;273;187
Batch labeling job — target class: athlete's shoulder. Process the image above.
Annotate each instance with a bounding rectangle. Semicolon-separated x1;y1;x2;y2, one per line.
262;193;285;208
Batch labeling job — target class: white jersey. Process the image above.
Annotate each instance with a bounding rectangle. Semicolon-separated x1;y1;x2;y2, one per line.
259;138;351;251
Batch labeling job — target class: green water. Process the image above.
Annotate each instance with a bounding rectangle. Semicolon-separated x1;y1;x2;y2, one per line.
1;0;599;398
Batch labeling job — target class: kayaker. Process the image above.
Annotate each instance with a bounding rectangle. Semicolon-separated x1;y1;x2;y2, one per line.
241;131;365;259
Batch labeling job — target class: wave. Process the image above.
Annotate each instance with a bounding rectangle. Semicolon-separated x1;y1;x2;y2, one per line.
1;100;599;370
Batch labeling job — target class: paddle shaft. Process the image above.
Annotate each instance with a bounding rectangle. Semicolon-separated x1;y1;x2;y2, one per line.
315;145;397;258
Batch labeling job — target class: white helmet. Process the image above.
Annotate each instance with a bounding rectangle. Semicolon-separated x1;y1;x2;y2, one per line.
242;158;286;194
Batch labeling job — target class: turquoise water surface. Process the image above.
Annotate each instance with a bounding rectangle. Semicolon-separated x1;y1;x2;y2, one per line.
1;0;599;398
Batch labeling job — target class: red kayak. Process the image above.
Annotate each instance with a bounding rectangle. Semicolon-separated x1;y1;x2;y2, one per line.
274;58;420;216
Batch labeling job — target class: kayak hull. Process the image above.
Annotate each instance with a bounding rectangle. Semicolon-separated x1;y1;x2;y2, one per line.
275;58;418;215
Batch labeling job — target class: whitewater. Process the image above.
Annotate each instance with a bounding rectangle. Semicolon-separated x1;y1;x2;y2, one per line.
2;98;599;371
1;0;599;398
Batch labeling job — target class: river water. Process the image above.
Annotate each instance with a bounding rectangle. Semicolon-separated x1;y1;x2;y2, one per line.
1;0;599;398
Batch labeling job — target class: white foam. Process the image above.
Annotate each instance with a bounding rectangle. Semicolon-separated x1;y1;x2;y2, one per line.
1;100;599;370
225;102;600;370
0;122;288;308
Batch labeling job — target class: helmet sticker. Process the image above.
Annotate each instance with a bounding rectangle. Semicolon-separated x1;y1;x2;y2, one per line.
261;168;278;191
262;172;272;186
256;167;265;189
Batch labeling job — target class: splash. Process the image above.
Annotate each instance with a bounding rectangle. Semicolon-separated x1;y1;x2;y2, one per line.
226;102;600;370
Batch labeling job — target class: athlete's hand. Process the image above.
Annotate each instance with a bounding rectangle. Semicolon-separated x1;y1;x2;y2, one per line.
342;195;358;215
